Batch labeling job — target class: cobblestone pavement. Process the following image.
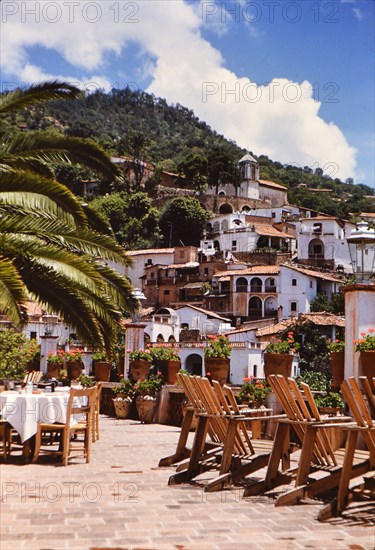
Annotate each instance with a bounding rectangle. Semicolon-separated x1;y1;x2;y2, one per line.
1;416;374;550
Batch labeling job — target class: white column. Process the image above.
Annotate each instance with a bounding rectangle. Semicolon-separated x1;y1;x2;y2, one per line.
40;336;59;374
124;323;146;378
343;284;375;379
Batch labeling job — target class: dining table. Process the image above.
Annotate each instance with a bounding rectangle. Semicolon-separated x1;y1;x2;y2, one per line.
0;388;79;461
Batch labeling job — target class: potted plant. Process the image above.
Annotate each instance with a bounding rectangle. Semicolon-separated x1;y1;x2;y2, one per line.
57;368;70;386
149;346;181;385
128;348;153;382
63;349;84;380
112;378;135;419
238;377;271;408
91;350;112;382
263;331;300;379
327;339;345;389
204;335;232;385
134;374;163;423
354;329;375;379
24;339;41;372
314;390;344;416
77;374;95;387
46;352;64;379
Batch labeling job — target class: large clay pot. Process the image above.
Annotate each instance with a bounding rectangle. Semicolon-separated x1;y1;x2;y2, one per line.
360;351;375;381
331;351;345;389
112;398;132;419
154;360;181;385
204;357;230;386
136;396;158;423
94;361;111;382
66;361;83;381
263;353;293;379
129;360;151;382
46;362;61;379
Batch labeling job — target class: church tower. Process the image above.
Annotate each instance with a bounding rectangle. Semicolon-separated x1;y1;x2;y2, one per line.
238;153;260;200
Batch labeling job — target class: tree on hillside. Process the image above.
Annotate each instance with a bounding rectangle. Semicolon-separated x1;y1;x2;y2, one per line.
159;197;211;247
0;81;138;349
206;145;242;194
177;150;208;191
116;130;150;191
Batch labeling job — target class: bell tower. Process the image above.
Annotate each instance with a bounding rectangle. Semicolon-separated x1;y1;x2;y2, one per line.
238;153;259;199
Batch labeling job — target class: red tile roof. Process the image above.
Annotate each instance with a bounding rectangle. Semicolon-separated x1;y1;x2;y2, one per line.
259;179;288;191
214;266;280;277
126;248;175;256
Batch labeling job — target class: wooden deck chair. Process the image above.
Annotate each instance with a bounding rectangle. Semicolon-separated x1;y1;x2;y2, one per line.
244;374;358;500
318;377;375;520
32;387;97;466
159;373;222;467
168;376;280;491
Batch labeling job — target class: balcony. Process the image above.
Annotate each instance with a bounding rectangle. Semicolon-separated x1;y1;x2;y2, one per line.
264;285;277;293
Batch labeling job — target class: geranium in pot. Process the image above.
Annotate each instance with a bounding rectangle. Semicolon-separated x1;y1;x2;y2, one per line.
238;377;271;408
63;349;84;380
112;378;135;419
91;350;112;382
46;351;64;379
134;375;163;423
327;339;345;390
354;329;375;379
128;348;153;382
314;390;344;416
149;346;181;385
204;335;231;385
77;374;95;388
263;331;300;379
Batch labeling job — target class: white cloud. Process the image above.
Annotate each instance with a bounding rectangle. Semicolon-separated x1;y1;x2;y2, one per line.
352;8;365;21
0;0;357;179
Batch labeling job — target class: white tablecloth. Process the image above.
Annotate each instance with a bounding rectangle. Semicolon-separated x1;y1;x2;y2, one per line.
0;391;73;443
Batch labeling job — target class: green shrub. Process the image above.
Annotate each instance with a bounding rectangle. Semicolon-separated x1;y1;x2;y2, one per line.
0;329;36;379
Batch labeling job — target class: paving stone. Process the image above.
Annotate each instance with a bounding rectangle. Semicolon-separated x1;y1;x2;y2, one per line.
1;416;374;550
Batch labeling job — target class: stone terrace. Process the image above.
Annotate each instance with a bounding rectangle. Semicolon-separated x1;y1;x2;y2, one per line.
1;417;374;550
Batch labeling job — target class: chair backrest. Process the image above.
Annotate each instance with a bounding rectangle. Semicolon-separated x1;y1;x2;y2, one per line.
340;378;375;461
66;387;97;427
268;375;337;466
359;376;375;419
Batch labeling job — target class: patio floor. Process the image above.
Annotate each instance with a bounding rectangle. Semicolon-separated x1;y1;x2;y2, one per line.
1;416;374;550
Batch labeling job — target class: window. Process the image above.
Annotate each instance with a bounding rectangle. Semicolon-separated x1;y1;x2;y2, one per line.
253;365;258;378
232;240;237;251
310;280;313;288
204;268;209;276
164;290;170;296
271;212;276;218
292;278;297;286
270;278;275;286
150;272;154;279
30;331;37;340
291;302;297;312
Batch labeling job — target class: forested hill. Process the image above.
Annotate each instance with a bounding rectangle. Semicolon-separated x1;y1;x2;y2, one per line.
11;87;375;218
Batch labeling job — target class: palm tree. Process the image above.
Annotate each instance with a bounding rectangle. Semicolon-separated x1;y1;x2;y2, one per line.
0;81;137;349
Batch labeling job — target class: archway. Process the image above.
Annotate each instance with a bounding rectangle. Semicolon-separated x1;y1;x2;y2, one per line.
250;277;262;293
248;296;262;319
219;203;233;214
308;239;324;259
185;353;203;375
264;296;278;317
236;277;248;293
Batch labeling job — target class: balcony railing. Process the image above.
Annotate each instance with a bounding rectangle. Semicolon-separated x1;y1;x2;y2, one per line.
264;286;277;293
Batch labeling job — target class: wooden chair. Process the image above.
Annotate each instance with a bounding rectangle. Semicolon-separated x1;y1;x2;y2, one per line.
0;420;12;461
159;373;223;468
32;387;97;466
318;377;375;520
92;382;103;442
23;371;42;384
244;375;370;506
168;375;282;492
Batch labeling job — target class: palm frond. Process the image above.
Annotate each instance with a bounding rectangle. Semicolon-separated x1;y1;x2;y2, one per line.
0;256;28;325
0;81;82;114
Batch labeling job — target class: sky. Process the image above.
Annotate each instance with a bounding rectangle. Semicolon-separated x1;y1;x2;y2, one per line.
1;0;374;187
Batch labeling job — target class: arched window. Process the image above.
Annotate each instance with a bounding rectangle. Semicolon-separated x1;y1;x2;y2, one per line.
264;297;277;317
221;219;229;231
219;203;233;214
156;334;164;342
308;239;324;259
236;277;248;293
250;277;262;293
185;353;203;376
248;297;262;319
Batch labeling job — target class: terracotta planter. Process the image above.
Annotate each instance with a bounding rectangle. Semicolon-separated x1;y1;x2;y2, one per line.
136;396;158;423
263;353;293;379
204;357;230;386
112;398;132;419
94;361;111;382
46;362;61;379
331;351;345;389
66;361;83;381
154;360;181;385
359;350;375;380
129;359;151;382
318;406;344;417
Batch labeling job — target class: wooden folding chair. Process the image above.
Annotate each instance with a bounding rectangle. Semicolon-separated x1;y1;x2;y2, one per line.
33;387;97;466
159;373;223;468
245;375;370;506
318;377;375;520
168;376;283;492
0;420;12;461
